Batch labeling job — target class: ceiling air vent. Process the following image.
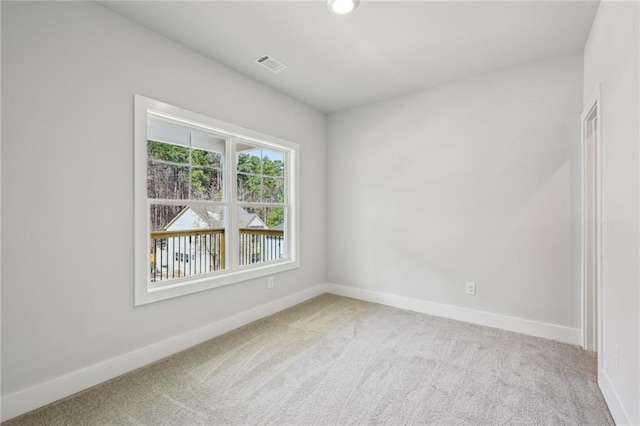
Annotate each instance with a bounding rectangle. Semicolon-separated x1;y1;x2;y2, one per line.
255;55;287;74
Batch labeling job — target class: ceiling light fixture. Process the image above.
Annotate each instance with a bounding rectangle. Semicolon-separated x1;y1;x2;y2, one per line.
328;0;359;15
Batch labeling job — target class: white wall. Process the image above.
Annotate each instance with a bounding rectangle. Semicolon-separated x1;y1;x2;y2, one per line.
583;2;640;424
327;55;583;332
1;0;325;411
3;1;637;424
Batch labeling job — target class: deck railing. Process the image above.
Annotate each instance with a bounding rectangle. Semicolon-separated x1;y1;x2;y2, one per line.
150;228;284;282
239;229;285;266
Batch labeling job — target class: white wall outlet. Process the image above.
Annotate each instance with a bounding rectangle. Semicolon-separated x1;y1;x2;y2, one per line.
267;277;274;289
466;282;476;296
613;343;619;368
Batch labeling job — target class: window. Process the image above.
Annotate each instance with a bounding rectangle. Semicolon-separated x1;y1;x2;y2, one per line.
134;95;299;305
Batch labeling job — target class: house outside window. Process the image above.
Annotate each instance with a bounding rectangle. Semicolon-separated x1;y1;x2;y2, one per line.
134;95;299;305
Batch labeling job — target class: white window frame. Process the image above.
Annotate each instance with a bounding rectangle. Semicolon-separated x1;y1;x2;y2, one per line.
134;95;299;306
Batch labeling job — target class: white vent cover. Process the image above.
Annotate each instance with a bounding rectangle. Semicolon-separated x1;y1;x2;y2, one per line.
255;55;287;74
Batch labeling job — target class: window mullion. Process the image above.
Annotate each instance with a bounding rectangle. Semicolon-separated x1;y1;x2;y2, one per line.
228;137;239;271
188;131;193;200
285;149;293;260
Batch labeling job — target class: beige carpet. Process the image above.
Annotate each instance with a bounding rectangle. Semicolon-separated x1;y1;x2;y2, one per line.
5;294;613;425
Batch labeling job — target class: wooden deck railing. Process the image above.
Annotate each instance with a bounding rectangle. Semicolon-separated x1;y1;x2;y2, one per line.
150;228;283;282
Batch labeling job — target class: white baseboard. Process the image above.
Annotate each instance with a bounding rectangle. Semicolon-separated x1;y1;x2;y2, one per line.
599;369;633;425
326;283;582;346
0;284;326;422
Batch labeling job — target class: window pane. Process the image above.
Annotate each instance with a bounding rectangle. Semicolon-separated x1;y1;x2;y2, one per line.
191;168;223;201
192;148;223;170
149;133;225;201
149;204;226;284
237;172;261;202
262;177;285;203
192;131;225;164
150;204;185;232
237;147;262;174
238;173;262;202
236;144;286;203
147;162;189;199
148;120;190;148
238;206;286;266
262;149;285;178
147;140;189;164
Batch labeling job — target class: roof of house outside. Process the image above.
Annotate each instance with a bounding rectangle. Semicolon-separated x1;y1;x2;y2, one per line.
165;206;268;231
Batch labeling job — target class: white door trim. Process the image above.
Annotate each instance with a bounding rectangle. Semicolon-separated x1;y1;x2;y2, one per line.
580;84;603;361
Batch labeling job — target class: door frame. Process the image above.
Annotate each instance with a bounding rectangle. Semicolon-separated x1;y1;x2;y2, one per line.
580;84;603;359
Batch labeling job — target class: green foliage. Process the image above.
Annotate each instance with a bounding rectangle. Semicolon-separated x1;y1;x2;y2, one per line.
148;140;189;163
266;208;284;228
237;153;284;204
148;141;222;168
191;168;222;200
237;153;262;174
192;148;222;168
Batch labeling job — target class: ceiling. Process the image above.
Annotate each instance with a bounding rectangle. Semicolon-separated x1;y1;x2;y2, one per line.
100;1;599;113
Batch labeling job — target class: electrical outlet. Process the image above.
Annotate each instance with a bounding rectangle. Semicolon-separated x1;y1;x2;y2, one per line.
466;282;476;296
267;277;274;289
614;344;619;368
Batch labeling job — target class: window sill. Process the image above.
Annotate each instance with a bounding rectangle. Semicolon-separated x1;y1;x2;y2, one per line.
135;259;299;306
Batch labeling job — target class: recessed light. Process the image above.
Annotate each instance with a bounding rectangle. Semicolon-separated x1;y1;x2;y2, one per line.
328;0;359;15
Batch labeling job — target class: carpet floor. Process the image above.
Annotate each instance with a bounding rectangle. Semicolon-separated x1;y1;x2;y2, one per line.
5;294;613;425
